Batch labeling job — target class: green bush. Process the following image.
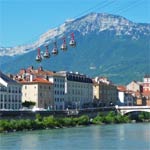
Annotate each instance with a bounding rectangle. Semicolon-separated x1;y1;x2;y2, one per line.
43;116;59;128
114;114;130;123
62;117;75;127
104;111;116;124
77;115;90;125
92;111;131;124
22;101;35;108
0;120;11;132
139;112;150;121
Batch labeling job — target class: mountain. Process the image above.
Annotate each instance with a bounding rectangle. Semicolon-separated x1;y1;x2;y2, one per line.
0;12;150;84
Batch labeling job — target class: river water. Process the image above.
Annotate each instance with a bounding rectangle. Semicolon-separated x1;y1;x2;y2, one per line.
0;123;150;150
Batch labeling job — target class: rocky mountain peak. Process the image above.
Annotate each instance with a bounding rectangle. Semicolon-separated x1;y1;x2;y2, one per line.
0;12;150;57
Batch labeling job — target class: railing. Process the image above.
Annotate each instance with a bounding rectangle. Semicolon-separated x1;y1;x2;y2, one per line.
116;106;150;109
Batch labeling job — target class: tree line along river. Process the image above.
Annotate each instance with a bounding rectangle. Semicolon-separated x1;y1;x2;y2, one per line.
1;111;148;133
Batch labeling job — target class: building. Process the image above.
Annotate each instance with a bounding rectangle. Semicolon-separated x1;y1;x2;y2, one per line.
16;66;53;81
117;86;135;106
48;72;66;110
20;77;54;109
126;80;143;92
143;75;150;93
64;71;93;109
13;67;96;109
49;71;93;109
93;77;118;106
0;71;22;110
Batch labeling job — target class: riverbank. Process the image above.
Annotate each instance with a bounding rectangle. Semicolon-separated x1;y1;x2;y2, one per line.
0;111;150;133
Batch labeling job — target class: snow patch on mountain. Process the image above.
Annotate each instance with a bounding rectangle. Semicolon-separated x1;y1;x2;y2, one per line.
0;12;150;56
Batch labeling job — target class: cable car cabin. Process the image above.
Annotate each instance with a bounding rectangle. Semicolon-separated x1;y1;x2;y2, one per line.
69;40;76;47
69;33;76;47
43;51;50;58
61;37;67;51
52;41;58;55
35;55;42;62
43;45;50;58
61;43;67;51
52;48;58;55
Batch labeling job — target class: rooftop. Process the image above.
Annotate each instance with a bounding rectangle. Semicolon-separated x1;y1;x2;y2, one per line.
20;77;52;84
0;71;19;84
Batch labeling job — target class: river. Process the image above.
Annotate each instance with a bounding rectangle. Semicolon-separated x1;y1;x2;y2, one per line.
0;123;150;150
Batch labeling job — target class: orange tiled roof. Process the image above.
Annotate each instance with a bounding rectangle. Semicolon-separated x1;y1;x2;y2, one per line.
142;91;150;97
117;85;126;92
20;77;52;84
18;66;54;76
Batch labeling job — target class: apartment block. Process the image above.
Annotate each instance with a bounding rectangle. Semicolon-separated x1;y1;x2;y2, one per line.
0;71;22;110
93;77;118;106
49;71;93;110
20;77;54;109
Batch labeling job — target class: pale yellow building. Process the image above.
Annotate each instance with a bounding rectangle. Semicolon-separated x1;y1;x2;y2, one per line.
93;77;117;106
21;77;54;109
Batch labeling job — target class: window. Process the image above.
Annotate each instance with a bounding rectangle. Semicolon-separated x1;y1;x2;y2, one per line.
8;87;11;93
4;95;7;102
15;95;18;101
19;87;21;93
15;87;17;93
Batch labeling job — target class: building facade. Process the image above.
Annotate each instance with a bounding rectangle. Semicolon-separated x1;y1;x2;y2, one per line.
64;72;93;109
0;71;22;110
48;73;65;110
143;75;150;93
93;77;118;106
126;80;142;92
21;77;54;109
49;71;93;109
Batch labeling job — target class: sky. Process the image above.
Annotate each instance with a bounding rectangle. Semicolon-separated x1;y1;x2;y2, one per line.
0;0;150;47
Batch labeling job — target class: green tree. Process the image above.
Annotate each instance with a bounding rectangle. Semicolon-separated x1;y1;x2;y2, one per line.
22;101;36;108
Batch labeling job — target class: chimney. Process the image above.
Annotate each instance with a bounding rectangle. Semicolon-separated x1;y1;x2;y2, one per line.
38;66;43;71
30;74;33;82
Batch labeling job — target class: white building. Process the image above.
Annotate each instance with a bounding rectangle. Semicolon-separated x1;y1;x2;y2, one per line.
60;71;93;109
48;73;65;110
49;71;93;110
126;80;142;92
117;86;135;106
0;71;22;110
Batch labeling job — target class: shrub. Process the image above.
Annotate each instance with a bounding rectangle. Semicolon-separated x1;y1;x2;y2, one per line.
77;115;90;125
139;112;150;121
62;117;74;127
43;116;58;128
